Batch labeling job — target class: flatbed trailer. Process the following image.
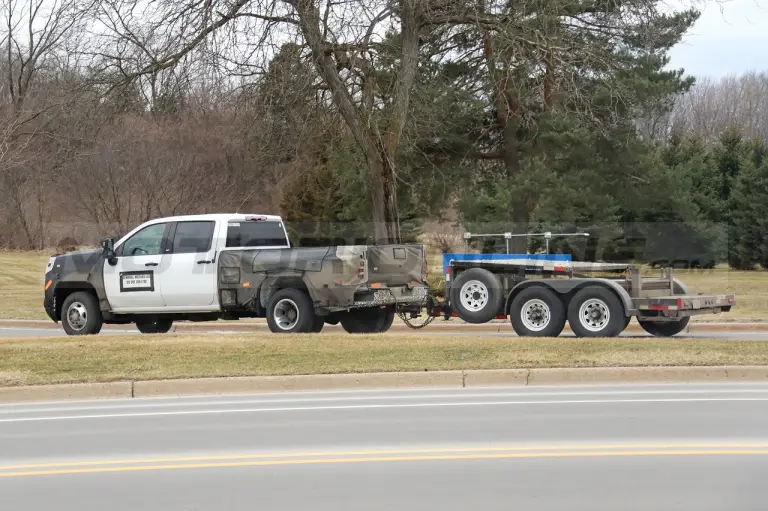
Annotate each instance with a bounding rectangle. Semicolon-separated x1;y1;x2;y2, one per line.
414;259;735;337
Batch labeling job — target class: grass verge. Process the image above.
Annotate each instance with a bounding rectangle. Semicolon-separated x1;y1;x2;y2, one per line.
2;333;768;386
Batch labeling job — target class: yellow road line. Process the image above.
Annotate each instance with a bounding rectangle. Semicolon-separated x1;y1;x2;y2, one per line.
4;443;768;472
2;449;768;478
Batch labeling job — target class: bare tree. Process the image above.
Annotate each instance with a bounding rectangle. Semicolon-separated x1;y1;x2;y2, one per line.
670;71;768;143
90;0;440;243
0;0;95;248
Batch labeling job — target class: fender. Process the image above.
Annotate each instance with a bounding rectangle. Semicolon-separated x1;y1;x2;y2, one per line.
258;274;319;309
505;278;635;317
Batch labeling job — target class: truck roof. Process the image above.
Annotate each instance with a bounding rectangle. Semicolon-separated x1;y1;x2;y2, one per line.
144;213;283;224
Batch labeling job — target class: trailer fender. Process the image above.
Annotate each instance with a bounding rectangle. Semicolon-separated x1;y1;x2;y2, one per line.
259;275;319;309
672;278;692;295
505;278;634;318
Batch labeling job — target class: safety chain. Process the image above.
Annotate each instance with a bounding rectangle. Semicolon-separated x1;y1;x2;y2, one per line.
382;288;437;330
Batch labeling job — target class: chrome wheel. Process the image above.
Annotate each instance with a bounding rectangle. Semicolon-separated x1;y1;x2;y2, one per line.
578;298;610;332
459;280;489;312
66;301;88;331
520;299;551;332
273;298;300;331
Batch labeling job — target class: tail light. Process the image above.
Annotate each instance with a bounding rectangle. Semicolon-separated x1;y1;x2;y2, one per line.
358;260;365;279
444;265;451;282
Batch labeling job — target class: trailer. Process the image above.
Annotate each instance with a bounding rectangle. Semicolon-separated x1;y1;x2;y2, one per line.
414;258;735;337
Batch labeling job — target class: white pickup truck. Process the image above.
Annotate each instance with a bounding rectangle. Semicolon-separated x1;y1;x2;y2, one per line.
43;213;429;335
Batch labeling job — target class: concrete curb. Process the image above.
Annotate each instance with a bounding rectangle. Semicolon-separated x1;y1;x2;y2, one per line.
3;366;768;402
0;381;133;403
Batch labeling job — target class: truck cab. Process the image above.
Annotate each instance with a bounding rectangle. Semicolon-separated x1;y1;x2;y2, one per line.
44;214;428;336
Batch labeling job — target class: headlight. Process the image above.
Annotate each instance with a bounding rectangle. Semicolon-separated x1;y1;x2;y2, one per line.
44;256;56;285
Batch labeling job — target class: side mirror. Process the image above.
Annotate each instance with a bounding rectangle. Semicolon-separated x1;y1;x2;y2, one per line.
102;238;117;266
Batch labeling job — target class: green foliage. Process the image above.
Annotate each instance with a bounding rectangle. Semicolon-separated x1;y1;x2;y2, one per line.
726;138;768;269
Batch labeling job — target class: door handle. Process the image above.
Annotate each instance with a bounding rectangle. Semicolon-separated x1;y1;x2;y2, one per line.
145;262;159;267
197;260;212;265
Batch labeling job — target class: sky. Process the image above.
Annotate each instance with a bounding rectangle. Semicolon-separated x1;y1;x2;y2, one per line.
667;0;768;77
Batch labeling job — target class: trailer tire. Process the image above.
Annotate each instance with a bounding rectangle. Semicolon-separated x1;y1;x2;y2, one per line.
340;307;395;334
266;289;316;333
568;287;625;338
449;268;504;324
509;287;566;337
61;291;103;336
135;318;174;334
637;317;690;337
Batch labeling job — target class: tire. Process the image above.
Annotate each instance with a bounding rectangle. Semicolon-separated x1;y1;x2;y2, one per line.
311;315;325;333
340;307;396;334
266;288;316;334
637;317;690;337
567;287;625;338
509;287;566;337
449;268;503;323
61;291;103;336
135;318;174;334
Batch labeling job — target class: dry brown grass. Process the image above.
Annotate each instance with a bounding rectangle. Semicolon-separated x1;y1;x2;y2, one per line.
1;333;768;386
0;251;49;320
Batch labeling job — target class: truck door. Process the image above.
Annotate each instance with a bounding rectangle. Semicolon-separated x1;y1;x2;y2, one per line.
157;220;219;309
103;222;170;311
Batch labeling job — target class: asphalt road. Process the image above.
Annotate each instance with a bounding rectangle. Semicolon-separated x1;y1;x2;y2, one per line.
2;383;768;510
3;324;768;339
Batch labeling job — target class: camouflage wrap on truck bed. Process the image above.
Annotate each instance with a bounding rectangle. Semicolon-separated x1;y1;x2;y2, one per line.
217;244;428;313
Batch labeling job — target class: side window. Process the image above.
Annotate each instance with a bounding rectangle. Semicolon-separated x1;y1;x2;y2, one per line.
171;221;215;254
120;224;167;256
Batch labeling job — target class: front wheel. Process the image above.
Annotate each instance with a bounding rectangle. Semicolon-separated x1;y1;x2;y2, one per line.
136;318;174;334
61;291;103;336
567;287;625;338
637;317;690;337
509;287;566;337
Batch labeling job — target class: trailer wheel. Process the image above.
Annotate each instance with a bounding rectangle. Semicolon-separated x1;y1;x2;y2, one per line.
568;287;625;338
340;307;395;334
509;287;566;337
637;317;690;337
135;318;174;334
449;268;504;324
266;289;316;333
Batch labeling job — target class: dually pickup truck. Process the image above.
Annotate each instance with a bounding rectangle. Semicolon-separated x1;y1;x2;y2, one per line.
44;214;429;335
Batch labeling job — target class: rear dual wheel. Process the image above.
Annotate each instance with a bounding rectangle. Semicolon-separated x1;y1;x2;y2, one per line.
266;289;319;334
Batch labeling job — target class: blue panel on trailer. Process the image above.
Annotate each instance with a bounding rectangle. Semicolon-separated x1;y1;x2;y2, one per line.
442;252;572;269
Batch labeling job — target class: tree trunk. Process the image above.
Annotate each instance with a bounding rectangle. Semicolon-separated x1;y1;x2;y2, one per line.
362;138;400;244
502;113;530;254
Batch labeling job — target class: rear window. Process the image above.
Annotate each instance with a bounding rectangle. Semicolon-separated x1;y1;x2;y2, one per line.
226;221;289;248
